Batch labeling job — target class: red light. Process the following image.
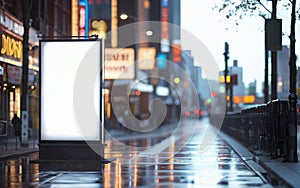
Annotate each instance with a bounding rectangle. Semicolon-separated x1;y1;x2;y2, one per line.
211;91;217;97
135;90;141;96
194;109;199;115
297;108;299;113
185;111;190;116
200;110;205;116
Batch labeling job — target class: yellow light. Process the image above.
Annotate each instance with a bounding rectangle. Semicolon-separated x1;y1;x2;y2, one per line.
243;95;255;103
278;81;283;87
71;0;79;36
233;96;243;104
111;0;118;47
104;89;110;94
297;88;300;96
107;103;111;119
219;75;231;83
173;77;181;84
144;0;150;9
219;76;225;83
226;75;231;83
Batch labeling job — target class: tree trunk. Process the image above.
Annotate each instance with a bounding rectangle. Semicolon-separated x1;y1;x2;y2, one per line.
21;0;33;147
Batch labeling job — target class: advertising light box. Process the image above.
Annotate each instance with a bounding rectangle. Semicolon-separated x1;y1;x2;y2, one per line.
40;39;103;141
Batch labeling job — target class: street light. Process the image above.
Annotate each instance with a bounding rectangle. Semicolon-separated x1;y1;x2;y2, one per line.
120;13;136;21
119;13;154;37
120;13;129;20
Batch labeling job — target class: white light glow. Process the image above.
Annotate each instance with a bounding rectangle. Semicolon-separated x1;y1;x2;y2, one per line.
40;40;101;141
156;86;169;96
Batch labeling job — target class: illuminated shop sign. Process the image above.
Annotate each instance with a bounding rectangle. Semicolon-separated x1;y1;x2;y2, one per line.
138;47;156;70
161;0;169;52
1;33;22;59
79;5;86;36
0;31;22;66
0;10;24;37
161;0;168;7
78;0;89;36
105;48;135;79
172;40;181;63
157;53;167;69
88;0;111;39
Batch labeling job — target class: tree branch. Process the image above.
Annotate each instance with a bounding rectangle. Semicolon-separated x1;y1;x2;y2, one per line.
256;0;272;14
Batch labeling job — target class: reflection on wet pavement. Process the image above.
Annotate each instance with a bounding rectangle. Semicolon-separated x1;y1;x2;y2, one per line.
0;119;272;187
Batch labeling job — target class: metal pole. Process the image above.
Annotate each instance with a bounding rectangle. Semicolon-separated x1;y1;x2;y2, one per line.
230;80;233;111
271;0;278;100
224;42;229;111
288;0;298;162
264;44;269;103
271;51;277;100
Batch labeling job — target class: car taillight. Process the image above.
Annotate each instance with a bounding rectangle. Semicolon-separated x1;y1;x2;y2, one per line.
185;111;190;116
194;109;199;115
199;110;205;116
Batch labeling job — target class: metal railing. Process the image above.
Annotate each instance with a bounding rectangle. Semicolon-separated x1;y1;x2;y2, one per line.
220;100;289;160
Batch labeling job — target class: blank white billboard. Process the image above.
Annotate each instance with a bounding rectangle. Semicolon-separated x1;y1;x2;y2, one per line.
40;40;103;141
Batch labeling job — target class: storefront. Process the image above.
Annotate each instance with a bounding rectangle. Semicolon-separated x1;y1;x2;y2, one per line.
0;9;24;125
0;9;39;136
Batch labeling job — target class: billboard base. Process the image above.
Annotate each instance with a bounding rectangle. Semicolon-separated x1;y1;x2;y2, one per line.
39;142;109;162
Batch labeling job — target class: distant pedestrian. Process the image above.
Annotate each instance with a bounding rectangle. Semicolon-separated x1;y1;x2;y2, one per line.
11;113;21;138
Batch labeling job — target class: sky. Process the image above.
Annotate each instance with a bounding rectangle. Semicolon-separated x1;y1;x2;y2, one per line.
181;0;300;95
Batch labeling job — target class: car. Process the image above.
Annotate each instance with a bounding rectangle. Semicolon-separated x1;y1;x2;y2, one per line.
183;108;205;119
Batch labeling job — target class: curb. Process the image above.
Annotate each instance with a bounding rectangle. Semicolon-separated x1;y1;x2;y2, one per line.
254;155;300;188
215;129;270;184
0;148;38;161
215;126;299;188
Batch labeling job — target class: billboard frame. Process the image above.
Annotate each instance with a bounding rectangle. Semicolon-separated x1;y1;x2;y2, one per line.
38;37;106;161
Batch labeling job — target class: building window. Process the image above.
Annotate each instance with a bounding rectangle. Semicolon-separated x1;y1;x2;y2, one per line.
9;87;20;120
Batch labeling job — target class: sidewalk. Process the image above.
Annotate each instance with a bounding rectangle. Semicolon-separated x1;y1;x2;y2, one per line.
216;128;300;188
1;123;300;187
0;137;38;160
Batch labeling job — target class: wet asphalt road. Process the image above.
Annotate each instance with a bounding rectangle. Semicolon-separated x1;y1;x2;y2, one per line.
0;119;273;187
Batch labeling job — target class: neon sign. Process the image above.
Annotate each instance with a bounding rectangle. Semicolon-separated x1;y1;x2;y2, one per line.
1;33;22;60
79;6;86;36
161;0;169;52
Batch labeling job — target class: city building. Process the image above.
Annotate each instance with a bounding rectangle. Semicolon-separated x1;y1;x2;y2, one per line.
0;0;72;135
248;80;257;96
230;60;245;97
91;0;182;126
